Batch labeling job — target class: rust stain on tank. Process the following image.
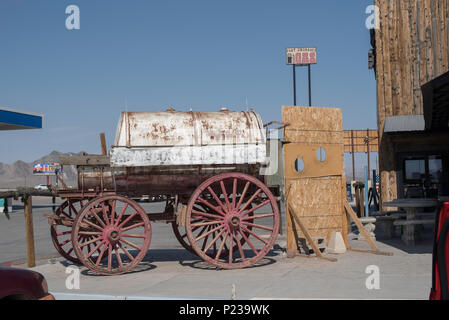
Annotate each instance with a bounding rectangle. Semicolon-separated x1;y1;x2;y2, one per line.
114;109;265;148
242;112;252;129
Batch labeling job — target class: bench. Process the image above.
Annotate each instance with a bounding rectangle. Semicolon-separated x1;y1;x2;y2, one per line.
393;219;435;226
371;210;406;218
373;211;434;239
392;219;435;243
372;211;405;238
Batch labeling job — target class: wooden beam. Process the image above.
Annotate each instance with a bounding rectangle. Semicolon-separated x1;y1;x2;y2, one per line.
59;155;110;166
24;196;36;268
349;248;393;256
100;133;107;156
344;200;378;251
344;200;393;256
0;188;55;199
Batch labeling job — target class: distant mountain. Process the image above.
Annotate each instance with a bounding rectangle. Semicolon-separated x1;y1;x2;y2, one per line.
0;151;84;188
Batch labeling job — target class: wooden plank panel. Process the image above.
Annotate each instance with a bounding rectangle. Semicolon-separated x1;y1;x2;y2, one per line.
287;184;342;213
375;0;386;129
283;106;344;255
425;0;434;82
410;0;422;114
383;0;394;119
282;106;342;132
418;0;427;104
443;0;449;70
284;145;343;179
378;0;397;208
399;0;413;115
440;0;449;71
390;0;402;116
431;0;441;77
287;216;342;231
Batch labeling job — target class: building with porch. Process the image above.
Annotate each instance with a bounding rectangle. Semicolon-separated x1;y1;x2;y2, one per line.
372;0;449;206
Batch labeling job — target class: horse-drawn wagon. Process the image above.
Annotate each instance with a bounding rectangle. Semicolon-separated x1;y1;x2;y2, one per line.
48;109;282;275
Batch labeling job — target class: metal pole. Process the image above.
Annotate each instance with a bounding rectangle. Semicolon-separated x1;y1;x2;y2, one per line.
364;166;369;217
308;64;312;106
293;65;297;106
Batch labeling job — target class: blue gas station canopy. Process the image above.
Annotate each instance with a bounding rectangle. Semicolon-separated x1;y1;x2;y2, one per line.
0;106;43;130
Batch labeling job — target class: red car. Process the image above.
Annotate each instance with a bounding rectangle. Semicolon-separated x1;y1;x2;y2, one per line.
0;267;54;300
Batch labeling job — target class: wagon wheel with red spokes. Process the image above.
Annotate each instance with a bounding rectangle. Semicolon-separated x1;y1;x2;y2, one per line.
51;198;97;264
185;173;280;269
172;202;254;258
71;195;151;275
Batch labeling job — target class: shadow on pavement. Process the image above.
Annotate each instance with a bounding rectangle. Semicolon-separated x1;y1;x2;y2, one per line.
141;247;283;270
79;261;157;277
374;225;434;254
179;256;277;270
51;243;286;275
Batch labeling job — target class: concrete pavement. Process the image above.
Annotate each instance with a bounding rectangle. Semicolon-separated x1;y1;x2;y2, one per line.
1;197;435;299
30;237;433;300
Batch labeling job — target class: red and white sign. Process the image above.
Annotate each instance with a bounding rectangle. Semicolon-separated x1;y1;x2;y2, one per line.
286;48;317;65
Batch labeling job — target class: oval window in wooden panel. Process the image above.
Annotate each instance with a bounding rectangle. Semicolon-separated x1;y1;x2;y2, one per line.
294;158;305;173
316;147;327;162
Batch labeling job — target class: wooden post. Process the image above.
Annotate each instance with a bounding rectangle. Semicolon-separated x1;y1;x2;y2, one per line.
355;186;361;217
100;133;107;156
24;196;36;268
367;129;371;176
278;197;283;236
351;130;355;181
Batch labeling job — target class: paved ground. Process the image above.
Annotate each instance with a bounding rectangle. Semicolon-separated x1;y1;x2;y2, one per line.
0;198;435;300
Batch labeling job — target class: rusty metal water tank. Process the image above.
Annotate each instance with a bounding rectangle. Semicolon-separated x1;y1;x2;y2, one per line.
110;109;267;167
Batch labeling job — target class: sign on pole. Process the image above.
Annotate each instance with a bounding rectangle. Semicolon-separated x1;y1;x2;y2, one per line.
286;47;317;106
286;48;317;65
33;163;61;175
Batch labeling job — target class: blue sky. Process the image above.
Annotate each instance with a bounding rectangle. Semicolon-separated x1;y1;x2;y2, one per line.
0;0;377;174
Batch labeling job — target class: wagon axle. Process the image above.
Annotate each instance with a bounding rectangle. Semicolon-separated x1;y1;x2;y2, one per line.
104;227;120;242
230;216;240;228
